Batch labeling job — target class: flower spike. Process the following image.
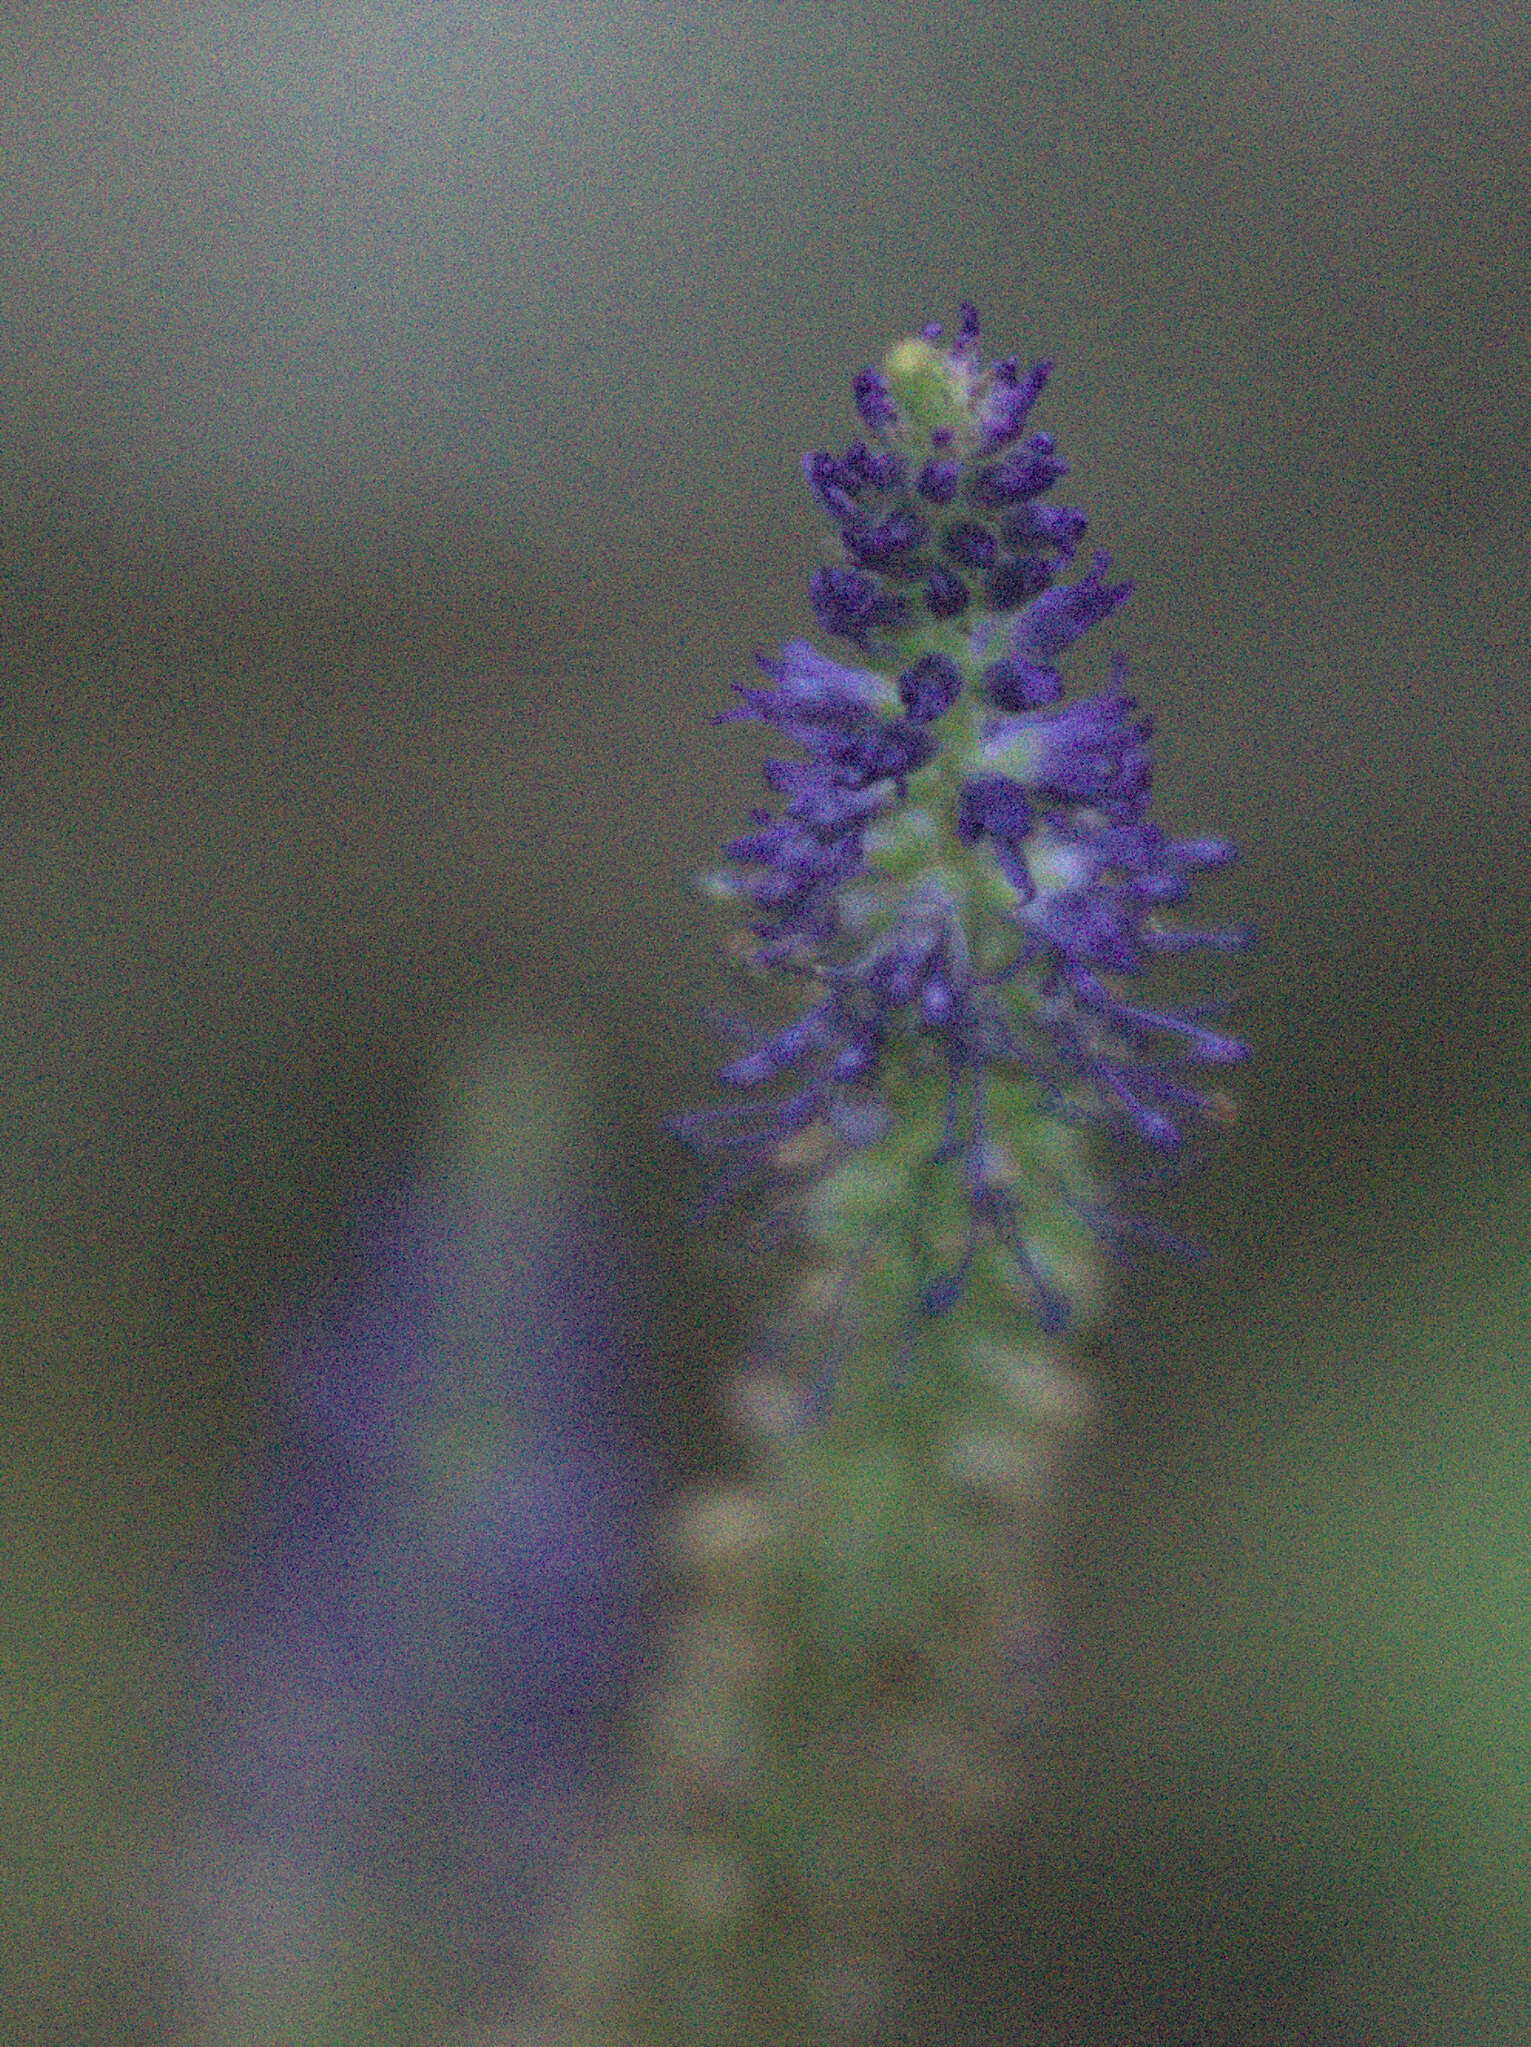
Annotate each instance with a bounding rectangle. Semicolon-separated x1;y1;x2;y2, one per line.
680;305;1250;1361
523;304;1252;2047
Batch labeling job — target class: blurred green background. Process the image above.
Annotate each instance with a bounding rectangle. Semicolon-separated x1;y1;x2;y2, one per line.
1;2;1528;2041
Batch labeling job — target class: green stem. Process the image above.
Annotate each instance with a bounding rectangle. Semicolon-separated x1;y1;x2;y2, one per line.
519;1272;1099;2044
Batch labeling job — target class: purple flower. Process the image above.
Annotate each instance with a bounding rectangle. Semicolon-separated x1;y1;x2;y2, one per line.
924;565;970;618
983;553;1056;610
916;458;961;504
980;657;1064;711
984;672;1155;821
1008;550;1134;664
897;652;965;722
803;450;861;521
844;507;929;571
196;1064;650;2020
956;773;1034;848
853;365;900;436
802;341;1090;643
682;304;1251;1307
1001;502;1090;555
810;564;909;643
968;437;1070;508
718;640;899;730
943;519;998;569
976;356;1054;453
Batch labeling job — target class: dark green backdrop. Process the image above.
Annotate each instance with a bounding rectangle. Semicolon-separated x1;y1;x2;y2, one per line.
2;3;1528;2040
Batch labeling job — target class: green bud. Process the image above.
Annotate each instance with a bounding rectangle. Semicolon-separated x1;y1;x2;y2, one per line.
882;336;968;444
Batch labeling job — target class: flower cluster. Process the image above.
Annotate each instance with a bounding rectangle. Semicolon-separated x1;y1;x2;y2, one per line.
678;305;1250;1337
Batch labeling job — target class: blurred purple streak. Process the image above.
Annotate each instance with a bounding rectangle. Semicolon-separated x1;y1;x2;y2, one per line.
192;1061;652;2020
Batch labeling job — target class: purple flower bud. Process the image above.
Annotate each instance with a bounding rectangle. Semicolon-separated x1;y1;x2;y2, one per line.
924;565;970;618
831;1038;879;1084
981;658;1062;710
1002;502;1090;555
921;1268;967;1317
761;764;894;831
844;508;928;570
897;652;964;722
803;450;860;521
857;717;937;785
916;458;962;504
1169;835;1239;869
730;640;898;721
1097;1069;1182;1149
969;437;1070;508
1067;973;1249;1066
842;440;907;492
724;814;862;913
919;973;957;1027
811;565;909;643
1026;888;1145;975
1008;551;1134;664
956;774;1034;847
951;300;982;368
976;357;1053;452
853;366;900;437
943;519;998;568
863;901;958;1008
719;1006;830;1086
984;554;1054;610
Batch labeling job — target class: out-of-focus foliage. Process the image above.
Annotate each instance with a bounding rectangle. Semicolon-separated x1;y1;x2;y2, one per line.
1;3;1527;2043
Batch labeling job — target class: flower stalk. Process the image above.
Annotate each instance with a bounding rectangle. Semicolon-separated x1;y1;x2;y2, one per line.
516;305;1248;2045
